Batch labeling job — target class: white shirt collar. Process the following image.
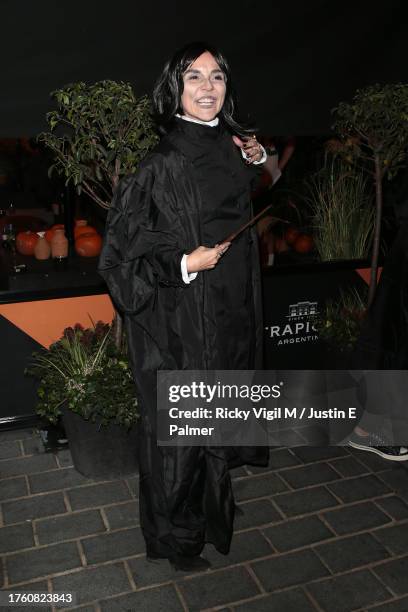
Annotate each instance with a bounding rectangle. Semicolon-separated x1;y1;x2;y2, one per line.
175;113;219;127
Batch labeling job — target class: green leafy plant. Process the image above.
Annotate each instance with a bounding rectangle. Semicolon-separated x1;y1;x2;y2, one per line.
307;155;374;261
316;287;368;352
26;322;138;429
39;80;158;209
332;83;408;306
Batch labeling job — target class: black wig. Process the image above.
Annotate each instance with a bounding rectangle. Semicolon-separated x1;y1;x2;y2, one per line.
153;41;255;136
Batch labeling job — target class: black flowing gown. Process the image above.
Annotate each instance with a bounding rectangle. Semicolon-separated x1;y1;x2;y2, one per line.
99;118;268;559
182;119;256;369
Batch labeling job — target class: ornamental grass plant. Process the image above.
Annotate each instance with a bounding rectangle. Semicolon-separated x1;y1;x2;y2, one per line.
307;155;374;261
26;321;138;429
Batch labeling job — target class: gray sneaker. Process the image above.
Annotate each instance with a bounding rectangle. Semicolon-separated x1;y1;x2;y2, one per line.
348;431;408;461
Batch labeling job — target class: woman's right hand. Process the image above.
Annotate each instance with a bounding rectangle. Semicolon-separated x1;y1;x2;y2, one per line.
186;243;231;272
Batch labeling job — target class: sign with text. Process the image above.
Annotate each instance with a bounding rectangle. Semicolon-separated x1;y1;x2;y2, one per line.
156;370;408;446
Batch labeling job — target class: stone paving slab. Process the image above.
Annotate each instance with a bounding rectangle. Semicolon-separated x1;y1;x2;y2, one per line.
178;566;260;610
376;469;408;499
234;498;282;529
372;555;408;596
29;467;91;493
2;426;408;611
99;584;183;612
0;453;58;477
291;445;349;462
327;474;392;503
306;569;391;612
373;522;408;555
314;532;391;573
262;514;334;552
23;435;48;456
375;495;408;520
2;491;67;524
51;564;131;606
279;462;342;488
232;471;289;501
128;556;185;588
0;475;28;501
349;447;399;472
81;526;146;565
103;500;139;530
0;580;51;612
273;484;340;516
233;588;317;612
55;449;74;468
322;501;392;535
367;596;408;611
67;481;132;511
125;476;139;497
251;548;330;591
0;440;22;460
6;541;82;584
35;509;107;545
0;522;35;554
0;428;38;442
327;455;370;477
203;529;272;568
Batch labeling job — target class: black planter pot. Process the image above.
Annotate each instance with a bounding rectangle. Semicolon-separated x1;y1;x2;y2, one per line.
61;407;138;479
326;347;353;369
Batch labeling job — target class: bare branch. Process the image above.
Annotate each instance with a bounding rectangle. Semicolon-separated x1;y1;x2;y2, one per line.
82;180;110;209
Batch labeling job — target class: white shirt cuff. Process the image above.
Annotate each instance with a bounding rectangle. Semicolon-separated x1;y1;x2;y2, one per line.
181;254;198;284
241;144;267;165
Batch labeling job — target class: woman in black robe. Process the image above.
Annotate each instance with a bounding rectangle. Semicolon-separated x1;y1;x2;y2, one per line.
99;42;271;571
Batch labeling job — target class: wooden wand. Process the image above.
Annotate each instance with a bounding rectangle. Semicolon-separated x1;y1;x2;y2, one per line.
219;203;290;245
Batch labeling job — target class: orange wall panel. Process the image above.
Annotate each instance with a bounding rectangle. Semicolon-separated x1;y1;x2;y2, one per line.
0;294;115;348
356;267;382;285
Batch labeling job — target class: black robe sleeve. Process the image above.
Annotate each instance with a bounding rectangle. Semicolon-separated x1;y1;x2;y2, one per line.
98;167;187;314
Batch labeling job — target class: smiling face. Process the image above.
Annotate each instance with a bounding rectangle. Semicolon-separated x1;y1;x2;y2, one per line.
180;51;226;122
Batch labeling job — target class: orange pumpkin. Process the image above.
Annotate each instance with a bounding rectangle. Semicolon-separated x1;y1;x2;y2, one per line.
274;236;289;253
74;224;97;239
16;231;39;256
284;226;300;245
75;219;88;228
293;233;314;254
45;224;64;243
75;232;102;257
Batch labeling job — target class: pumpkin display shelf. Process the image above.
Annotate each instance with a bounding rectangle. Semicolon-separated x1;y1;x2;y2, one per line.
0;217;107;433
0;235;105;303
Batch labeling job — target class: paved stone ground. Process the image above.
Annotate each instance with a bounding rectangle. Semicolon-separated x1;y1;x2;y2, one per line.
1;428;408;611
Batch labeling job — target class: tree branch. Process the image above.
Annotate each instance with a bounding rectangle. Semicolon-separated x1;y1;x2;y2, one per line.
82;180;110;209
368;153;383;307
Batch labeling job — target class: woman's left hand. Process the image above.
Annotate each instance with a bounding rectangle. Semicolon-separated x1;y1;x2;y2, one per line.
232;134;263;163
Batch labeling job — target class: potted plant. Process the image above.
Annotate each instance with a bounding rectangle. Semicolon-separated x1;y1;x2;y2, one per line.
39;80;159;347
316;286;368;367
26;321;139;478
332;83;408;306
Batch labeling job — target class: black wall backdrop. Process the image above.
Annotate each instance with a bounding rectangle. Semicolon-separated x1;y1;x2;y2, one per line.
0;1;406;136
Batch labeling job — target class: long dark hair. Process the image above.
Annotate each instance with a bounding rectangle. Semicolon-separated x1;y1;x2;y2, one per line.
153;41;255;136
